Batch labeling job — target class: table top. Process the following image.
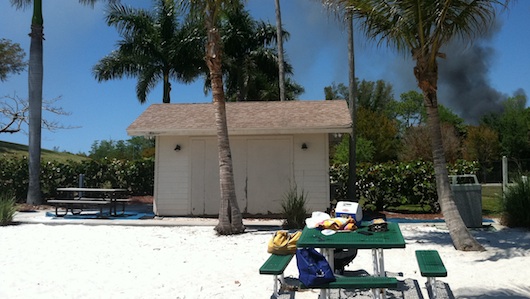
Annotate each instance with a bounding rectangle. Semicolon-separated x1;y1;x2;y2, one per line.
297;222;406;249
57;188;127;192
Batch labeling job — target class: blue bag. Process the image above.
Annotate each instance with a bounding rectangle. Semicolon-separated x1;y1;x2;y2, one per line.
296;248;336;287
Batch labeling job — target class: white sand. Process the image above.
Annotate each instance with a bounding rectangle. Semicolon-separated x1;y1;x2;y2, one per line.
1;222;530;299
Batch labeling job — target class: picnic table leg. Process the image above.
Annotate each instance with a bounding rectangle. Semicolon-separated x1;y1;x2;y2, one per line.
319;248;334;299
372;248;387;298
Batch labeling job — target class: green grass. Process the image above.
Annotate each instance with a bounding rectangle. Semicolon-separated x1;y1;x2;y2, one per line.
383;184;503;217
0;141;87;163
481;185;503;217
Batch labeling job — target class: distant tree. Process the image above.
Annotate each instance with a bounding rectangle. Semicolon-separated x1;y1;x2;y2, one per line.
399;123;462;163
357;79;394;116
324;80;395;116
0;38;26;82
89;137;155;160
356;107;399;162
463;125;501;181
0;94;73;134
324;82;349;100
332;135;374;164
326;80;398;163
94;0;205;103
481;95;530;160
394;90;425;130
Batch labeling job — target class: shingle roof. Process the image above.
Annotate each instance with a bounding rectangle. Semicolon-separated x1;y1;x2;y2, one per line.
127;100;352;136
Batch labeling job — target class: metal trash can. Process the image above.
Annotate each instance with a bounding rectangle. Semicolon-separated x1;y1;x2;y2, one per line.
449;174;483;228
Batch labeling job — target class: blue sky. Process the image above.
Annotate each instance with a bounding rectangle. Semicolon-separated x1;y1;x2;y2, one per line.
1;0;528;154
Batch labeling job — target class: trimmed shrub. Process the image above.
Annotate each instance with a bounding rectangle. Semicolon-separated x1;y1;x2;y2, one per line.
0;156;155;202
502;179;530;228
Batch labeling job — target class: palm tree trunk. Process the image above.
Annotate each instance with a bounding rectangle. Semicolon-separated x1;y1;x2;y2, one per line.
419;62;484;251
274;0;285;101
27;0;44;205
205;8;245;235
346;11;357;201
163;69;171;103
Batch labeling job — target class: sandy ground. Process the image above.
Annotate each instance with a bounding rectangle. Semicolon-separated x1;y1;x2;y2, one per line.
1;219;530;299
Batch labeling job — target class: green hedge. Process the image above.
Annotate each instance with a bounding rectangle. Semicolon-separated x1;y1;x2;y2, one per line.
330;160;479;212
0;157;154;202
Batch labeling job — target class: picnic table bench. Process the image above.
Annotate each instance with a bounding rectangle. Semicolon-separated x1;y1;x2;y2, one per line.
259;252;399;299
259;253;295;298
415;250;447;299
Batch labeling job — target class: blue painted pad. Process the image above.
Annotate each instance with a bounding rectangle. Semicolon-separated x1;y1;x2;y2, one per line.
45;211;154;220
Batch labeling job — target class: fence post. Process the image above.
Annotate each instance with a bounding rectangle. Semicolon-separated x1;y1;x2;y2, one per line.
502;156;508;198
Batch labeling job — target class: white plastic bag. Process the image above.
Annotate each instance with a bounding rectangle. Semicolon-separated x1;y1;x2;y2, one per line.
305;211;331;228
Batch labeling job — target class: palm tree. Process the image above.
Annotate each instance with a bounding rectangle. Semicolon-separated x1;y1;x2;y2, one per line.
214;3;299;101
93;0;205;104
321;2;358;200
339;0;511;251
274;0;285;101
10;0;116;205
182;0;245;235
346;11;357;200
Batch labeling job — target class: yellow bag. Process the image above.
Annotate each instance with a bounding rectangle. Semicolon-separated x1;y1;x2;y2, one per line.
267;230;302;255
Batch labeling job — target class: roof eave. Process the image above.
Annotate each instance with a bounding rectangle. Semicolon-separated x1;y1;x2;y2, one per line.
127;126;352;137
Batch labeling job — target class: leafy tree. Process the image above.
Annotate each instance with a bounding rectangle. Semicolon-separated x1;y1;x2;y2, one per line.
356;107;399;162
342;0;510;251
357;79;394;116
463;125;501;182
399;123;462;163
332;135;374;164
482;95;530;160
11;0;116;205
325;79;395;117
94;0;205;103
89;137;155;160
394;90;425;130
326;80;399;163
183;0;245;235
0;38;26;82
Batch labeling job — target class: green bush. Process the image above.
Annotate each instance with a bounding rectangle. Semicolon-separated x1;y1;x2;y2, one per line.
281;184;308;229
331;159;479;212
0;156;155;202
502;179;530;228
0;192;16;226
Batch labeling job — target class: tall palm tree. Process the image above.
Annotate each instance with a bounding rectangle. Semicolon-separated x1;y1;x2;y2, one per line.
346;11;357;200
322;2;358;200
340;0;510;251
274;0;285;101
93;0;205;104
10;0;116;205
182;0;245;235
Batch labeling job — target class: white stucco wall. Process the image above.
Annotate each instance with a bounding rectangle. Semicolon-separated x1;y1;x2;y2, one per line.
293;134;330;213
153;134;330;216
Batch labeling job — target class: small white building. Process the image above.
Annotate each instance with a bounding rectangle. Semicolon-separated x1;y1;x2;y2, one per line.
127;100;352;216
